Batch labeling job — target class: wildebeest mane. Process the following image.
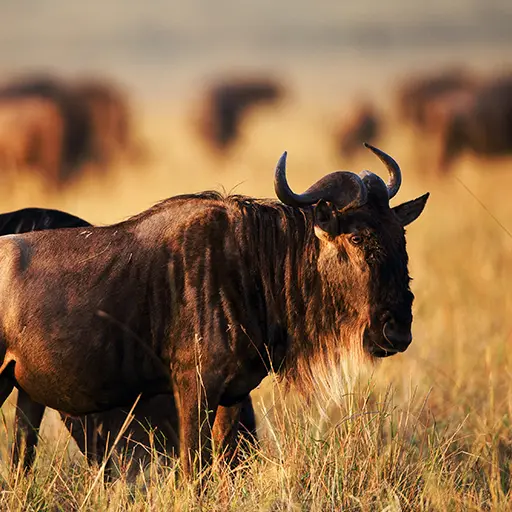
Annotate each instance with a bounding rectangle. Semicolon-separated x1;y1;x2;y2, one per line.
121;191;226;224
227;195;370;392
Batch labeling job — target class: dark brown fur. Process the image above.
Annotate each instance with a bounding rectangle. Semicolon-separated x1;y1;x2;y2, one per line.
0;173;427;476
3;207;256;477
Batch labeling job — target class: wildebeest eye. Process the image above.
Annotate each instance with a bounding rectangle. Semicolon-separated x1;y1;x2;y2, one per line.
349;234;363;245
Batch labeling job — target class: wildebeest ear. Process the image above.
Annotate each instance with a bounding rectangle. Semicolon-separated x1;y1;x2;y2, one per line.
392;192;430;227
314;200;338;240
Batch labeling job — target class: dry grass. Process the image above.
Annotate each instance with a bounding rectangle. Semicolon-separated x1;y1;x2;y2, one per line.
0;98;511;511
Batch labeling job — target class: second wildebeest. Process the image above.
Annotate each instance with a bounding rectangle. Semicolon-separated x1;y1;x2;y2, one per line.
73;79;135;166
336;101;380;161
396;68;476;131
0;97;64;181
197;78;283;152
395;69;478;173
2;207;256;477
0;75;91;183
0;74;139;186
437;74;512;171
0;144;428;476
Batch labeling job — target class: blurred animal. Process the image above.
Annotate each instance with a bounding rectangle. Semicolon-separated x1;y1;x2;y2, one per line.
336;102;380;160
0;75;91;183
0;75;139;186
197;78;282;151
396;69;476;131
4;207;256;478
73;79;137;166
0;145;427;477
0;97;64;181
436;74;512;171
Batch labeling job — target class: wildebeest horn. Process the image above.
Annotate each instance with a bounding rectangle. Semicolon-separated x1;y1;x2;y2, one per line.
274;151;368;209
362;143;402;199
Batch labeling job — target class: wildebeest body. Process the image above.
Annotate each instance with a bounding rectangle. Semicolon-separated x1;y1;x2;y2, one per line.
0;196;299;430
0;226;172;414
0;75;138;186
3;207;257;475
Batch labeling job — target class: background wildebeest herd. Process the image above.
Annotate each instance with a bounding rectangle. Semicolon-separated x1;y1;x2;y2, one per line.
2;68;512;189
0;61;510;510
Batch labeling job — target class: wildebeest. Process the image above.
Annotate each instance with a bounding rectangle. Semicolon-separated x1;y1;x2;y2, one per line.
0;97;64;181
197;78;283;152
0;207;88;235
436;74;512;171
336;101;380;161
0;144;427;476
73;79;137;166
396;69;476;131
3;207;256;477
0;75;138;186
0;76;91;183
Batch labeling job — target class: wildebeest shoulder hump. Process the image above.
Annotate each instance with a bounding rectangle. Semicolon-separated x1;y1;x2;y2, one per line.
0;235;32;273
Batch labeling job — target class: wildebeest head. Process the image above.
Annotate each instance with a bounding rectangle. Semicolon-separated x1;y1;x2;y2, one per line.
275;144;428;359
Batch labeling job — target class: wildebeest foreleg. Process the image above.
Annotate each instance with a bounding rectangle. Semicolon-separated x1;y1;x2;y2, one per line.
13;390;45;469
174;372;221;477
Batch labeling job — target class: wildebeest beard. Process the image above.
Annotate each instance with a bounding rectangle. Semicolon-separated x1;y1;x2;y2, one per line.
226;196;372;396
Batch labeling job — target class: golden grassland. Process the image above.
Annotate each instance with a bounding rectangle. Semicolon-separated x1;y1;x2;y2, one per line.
0;99;511;511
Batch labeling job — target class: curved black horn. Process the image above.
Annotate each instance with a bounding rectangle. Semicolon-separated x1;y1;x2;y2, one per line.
274;151;368;209
363;143;402;199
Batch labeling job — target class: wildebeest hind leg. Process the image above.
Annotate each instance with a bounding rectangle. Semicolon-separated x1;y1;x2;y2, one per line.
239;395;258;449
13;390;45;470
62;415;108;467
212;396;258;466
0;361;16;463
212;404;241;464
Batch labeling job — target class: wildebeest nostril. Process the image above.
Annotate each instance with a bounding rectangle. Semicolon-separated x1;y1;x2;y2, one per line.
383;321;412;349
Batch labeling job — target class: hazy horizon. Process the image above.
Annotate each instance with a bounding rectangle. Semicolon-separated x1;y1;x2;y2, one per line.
1;0;512;100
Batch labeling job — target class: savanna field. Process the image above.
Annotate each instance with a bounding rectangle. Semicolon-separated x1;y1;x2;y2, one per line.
0;93;509;511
